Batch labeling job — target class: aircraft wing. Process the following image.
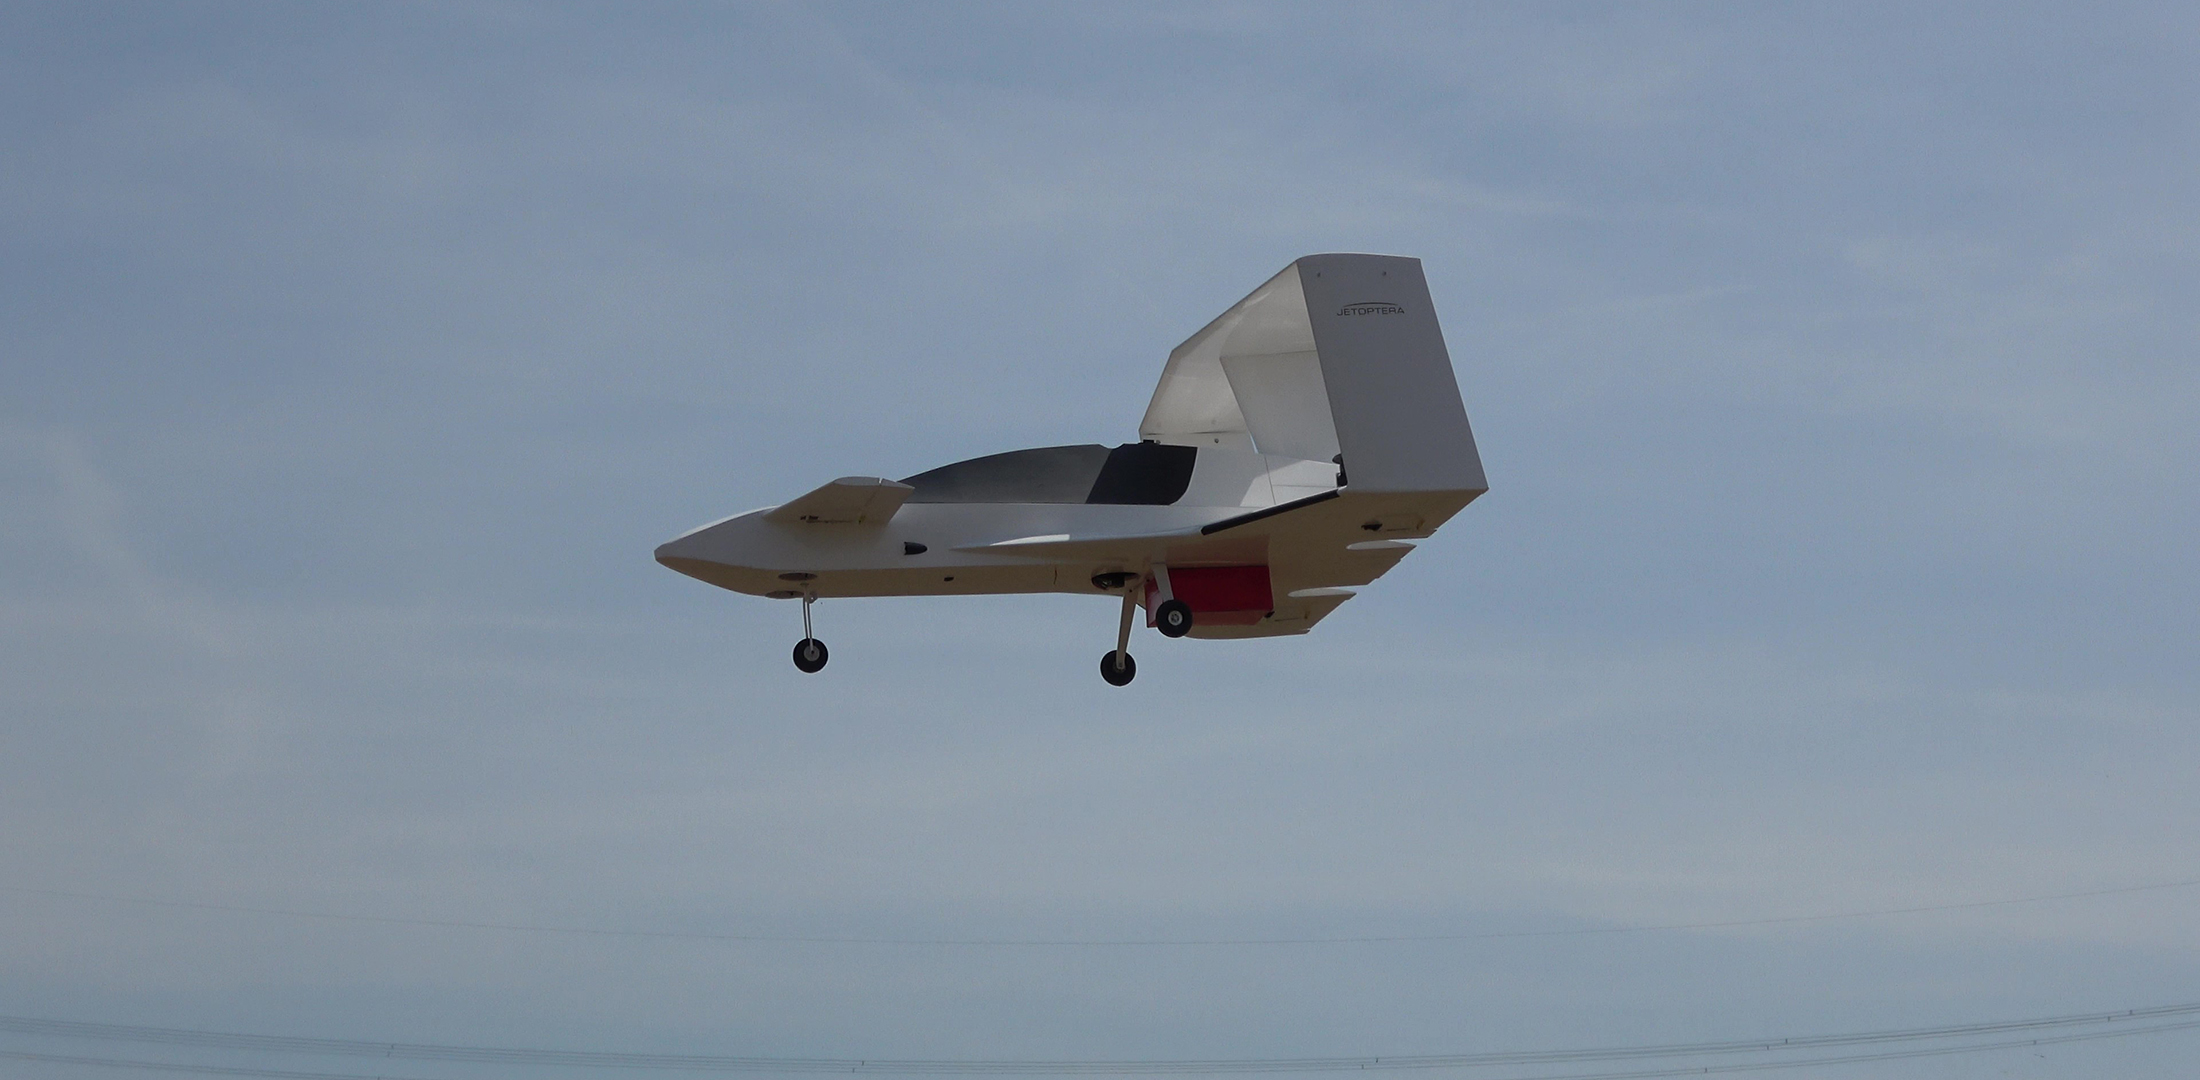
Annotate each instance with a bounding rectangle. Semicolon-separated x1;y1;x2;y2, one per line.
764;477;915;525
955;527;1204;564
958;490;1440;637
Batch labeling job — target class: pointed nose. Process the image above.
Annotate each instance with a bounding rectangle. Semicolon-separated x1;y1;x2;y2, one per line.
655;536;733;590
653;534;695;566
654;518;730;575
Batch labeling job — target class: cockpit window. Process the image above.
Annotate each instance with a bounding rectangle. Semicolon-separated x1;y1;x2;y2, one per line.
1086;441;1197;504
901;443;1197;505
901;445;1110;504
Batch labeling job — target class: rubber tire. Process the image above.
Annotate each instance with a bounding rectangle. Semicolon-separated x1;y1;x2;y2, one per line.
792;637;829;673
1154;599;1193;638
1100;650;1137;686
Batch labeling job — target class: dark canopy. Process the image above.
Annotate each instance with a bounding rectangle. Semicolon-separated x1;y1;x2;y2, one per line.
901;443;1196;505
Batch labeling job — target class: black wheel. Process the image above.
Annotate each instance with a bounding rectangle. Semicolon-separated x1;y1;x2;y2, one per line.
1100;650;1136;686
792;637;828;673
1154;599;1193;638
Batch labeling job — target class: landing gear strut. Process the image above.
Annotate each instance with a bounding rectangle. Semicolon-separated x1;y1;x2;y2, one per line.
1101;582;1138;686
1148;564;1193;639
792;594;828;673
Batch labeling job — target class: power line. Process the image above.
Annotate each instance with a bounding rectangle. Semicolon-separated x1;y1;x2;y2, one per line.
6;1003;2199;1074
3;1016;2197;1078
7;876;2196;947
0;1048;425;1080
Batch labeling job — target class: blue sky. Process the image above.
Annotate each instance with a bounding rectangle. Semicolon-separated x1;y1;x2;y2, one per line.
3;3;2197;1078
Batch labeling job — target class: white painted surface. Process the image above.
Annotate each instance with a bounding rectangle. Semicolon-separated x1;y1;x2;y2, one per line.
1177;445;1274;508
763;476;915;525
1296;253;1487;495
1221;349;1338;463
1141;253;1483;497
1139;262;1304;445
661;254;1485;639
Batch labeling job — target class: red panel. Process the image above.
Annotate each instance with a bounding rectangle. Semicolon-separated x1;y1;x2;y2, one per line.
1147;565;1273;625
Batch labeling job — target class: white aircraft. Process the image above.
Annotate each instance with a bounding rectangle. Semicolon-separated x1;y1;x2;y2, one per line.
656;253;1487;685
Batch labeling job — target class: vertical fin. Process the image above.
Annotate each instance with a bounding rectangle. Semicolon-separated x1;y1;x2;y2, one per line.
1296;254;1487;496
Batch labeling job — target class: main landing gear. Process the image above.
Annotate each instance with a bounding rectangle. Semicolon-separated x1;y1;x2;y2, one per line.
1092;570;1196;686
1154;599;1193;638
1102;584;1139;686
792;594;828;673
1101;650;1136;686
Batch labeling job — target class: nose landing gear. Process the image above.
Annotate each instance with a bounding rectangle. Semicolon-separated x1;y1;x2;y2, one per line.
793;636;828;673
792;594;828;673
